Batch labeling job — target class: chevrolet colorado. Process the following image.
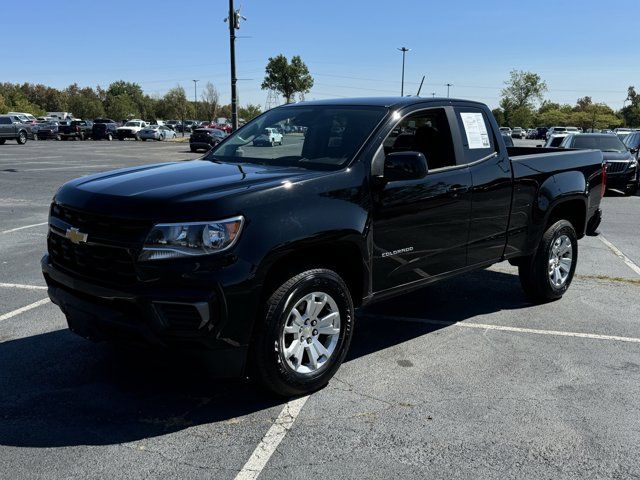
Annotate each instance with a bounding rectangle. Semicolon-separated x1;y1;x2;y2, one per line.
42;98;605;396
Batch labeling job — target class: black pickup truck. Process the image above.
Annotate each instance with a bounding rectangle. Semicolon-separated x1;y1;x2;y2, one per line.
58;120;93;140
42;98;604;396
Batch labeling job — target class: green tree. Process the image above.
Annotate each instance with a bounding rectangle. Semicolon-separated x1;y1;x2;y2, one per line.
0;94;7;114
620;86;640;127
261;54;314;104
238;104;262;121
157;86;193;120
105;94;138;121
491;108;505;126
501;70;547;110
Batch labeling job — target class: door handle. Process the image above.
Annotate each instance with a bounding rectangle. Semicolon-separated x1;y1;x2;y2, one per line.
447;184;468;195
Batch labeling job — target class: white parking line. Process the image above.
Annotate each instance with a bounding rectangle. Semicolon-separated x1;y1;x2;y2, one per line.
0;298;50;323
235;395;310;480
364;314;640;344
1;222;48;234
598;235;640;277
0;283;47;290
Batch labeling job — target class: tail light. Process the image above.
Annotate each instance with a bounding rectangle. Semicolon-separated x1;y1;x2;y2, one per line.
76;126;81;133
601;163;606;198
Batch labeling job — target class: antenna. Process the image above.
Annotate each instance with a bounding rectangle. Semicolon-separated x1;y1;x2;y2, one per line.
416;76;425;97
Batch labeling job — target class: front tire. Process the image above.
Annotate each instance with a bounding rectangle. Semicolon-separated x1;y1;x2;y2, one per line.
518;220;577;303
252;269;354;397
17;131;27;144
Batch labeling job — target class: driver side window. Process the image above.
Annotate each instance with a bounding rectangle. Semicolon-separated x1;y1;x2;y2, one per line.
382;108;457;171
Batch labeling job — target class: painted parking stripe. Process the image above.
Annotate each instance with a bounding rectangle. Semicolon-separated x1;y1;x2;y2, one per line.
0;283;47;290
598;235;640;277
361;314;640;344
1;222;48;234
235;395;310;480
0;298;50;323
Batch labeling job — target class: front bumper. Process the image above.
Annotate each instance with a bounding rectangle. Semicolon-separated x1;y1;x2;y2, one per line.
606;169;638;190
117;130;139;139
41;254;248;377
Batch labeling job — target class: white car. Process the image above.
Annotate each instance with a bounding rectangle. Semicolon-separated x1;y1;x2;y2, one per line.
116;120;147;140
139;125;176;141
546;126;568;140
511;127;525;139
253;127;284;146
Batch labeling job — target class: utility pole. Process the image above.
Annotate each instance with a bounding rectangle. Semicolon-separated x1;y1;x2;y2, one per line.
225;0;246;131
431;92;436;98
397;47;410;97
446;83;452;98
192;79;199;119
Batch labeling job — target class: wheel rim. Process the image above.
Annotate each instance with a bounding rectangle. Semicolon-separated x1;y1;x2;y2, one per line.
548;234;572;287
281;291;341;375
19;132;26;143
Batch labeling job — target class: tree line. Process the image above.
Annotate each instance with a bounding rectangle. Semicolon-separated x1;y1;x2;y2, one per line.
0;80;262;122
493;70;640;129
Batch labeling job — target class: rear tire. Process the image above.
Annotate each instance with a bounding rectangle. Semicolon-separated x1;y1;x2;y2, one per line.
251;268;354;397
518;220;577;303
0;139;6;145
190;146;197;152
107;133;113;141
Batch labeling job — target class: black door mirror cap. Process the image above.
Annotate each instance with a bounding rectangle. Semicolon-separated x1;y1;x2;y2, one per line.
384;151;429;182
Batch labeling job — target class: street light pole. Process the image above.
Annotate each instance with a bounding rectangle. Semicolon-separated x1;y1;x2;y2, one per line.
397;47;410;97
192;79;199;119
227;0;238;131
446;83;453;98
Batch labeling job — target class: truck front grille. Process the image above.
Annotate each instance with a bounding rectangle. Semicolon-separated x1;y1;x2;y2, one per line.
48;233;137;285
48;204;151;285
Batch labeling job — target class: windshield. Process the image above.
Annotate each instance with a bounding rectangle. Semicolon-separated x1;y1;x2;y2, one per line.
572;135;627;152
125;121;141;127
205;105;387;170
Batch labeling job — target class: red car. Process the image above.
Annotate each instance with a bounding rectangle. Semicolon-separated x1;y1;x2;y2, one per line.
205;123;232;134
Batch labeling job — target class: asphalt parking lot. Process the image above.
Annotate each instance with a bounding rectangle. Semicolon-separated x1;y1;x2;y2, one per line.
1;139;639;479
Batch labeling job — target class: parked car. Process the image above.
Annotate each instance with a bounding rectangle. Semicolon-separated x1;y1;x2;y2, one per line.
0;115;32;144
546;126;567;139
59;120;93;140
544;134;570;147
92;119;119;141
189;128;227;152
116;120;147;140
34;121;61;140
534;127;548;140
560;133;638;196
213;123;232;134
42;97;605;396
252;127;283;146
622;131;640;161
511;127;525;139
499;127;511;136
526;128;537;139
139;125;177;141
32;121;58;139
165;120;180;131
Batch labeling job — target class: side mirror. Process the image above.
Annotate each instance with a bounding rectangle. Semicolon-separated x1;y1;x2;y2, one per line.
630;147;638;154
384;151;428;182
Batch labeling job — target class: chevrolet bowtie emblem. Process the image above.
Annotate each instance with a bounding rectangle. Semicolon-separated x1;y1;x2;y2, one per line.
65;227;88;244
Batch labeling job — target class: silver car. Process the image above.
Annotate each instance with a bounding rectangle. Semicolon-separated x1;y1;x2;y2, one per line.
139;125;177;141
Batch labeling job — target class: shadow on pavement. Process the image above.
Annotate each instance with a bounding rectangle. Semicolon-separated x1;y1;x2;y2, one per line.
0;269;529;448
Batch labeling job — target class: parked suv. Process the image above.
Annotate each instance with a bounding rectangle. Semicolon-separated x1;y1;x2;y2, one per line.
0;115;32;145
92;119;119;141
116;120;147;140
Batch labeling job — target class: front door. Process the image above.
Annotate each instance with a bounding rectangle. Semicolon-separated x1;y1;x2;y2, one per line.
371;107;472;293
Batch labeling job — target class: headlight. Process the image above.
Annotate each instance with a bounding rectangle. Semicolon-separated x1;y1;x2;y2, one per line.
139;216;244;261
630;157;638;168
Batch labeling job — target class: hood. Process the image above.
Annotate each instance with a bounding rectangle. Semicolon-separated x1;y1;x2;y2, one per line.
55;159;323;220
602;151;633;162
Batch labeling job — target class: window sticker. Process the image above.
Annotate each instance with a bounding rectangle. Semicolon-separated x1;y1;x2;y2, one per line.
460;112;490;149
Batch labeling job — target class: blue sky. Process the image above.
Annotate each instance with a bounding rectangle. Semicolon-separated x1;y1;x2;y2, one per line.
2;0;636;110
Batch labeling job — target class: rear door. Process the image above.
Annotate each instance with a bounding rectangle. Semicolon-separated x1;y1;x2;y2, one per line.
0;117;12;138
452;105;512;265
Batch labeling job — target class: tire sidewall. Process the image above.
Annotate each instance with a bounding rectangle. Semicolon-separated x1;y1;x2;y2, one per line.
258;270;354;396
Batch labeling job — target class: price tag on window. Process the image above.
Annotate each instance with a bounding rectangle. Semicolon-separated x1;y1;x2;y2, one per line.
460;112;490;149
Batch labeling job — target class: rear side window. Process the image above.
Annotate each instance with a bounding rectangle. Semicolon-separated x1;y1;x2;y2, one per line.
0;117;11;124
454;108;496;164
